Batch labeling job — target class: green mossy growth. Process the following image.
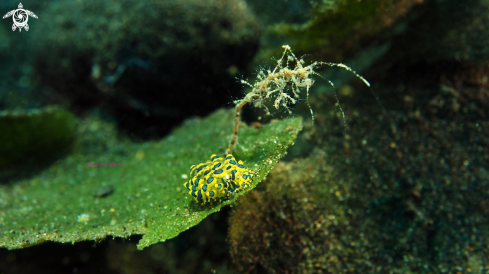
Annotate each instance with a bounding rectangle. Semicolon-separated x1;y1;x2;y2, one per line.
0;107;77;178
0;108;301;250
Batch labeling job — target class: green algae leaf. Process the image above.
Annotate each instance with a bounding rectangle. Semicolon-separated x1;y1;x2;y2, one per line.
0;108;302;250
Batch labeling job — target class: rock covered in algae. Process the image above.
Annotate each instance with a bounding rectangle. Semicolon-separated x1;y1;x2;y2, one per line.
29;0;261;139
267;0;423;61
0;107;77;181
0;108;302;250
229;149;358;273
230;72;489;273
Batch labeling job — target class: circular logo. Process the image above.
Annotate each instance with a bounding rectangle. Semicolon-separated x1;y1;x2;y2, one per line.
13;9;27;26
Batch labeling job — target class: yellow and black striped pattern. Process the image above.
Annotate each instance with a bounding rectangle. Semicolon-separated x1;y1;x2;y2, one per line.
184;154;254;205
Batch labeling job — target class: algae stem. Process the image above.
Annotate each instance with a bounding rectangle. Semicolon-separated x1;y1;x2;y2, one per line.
227;100;248;154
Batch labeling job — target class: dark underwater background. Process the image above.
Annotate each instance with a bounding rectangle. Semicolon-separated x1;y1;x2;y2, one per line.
1;0;489;273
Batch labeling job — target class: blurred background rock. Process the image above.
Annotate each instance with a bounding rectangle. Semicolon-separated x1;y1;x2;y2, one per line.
29;0;260;139
1;0;261;139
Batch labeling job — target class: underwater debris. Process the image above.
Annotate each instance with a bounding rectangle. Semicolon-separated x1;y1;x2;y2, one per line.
93;185;115;198
228;45;370;154
77;213;90;224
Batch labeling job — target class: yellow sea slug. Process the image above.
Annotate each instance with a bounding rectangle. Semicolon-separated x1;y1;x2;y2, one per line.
184;154;254;205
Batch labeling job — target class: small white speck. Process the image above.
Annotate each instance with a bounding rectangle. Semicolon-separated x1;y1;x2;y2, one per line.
181;174;188;179
77;213;90;224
